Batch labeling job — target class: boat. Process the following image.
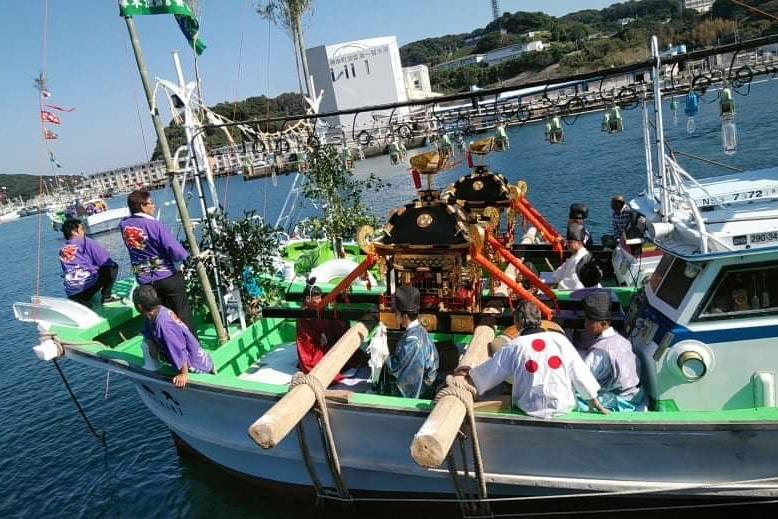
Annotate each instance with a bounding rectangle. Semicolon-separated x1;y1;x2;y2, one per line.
49;197;129;235
13;29;778;513
0;207;20;224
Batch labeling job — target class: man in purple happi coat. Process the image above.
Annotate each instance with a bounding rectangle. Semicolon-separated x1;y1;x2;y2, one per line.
120;189;195;333
59;219;120;307
133;285;214;388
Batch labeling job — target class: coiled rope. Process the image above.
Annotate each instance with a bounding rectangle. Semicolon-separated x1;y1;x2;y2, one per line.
290;372;352;503
436;375;491;517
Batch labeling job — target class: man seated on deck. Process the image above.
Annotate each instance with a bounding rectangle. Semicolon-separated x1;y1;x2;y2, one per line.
541;223;589;290
381;286;439;399
577;291;645;412
58;219;120;308
133;285;214;388
295;279;361;383
454;301;608;418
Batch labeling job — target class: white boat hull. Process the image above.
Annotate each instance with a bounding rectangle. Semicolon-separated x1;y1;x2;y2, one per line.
72;350;778;500
84;207;129;235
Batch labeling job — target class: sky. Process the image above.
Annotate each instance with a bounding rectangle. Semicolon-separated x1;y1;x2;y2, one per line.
0;1;617;176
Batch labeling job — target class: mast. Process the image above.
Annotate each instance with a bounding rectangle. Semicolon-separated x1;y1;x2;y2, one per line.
124;15;229;344
650;35;670;222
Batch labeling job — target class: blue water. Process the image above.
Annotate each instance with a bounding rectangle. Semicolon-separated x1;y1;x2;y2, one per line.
3;80;778;518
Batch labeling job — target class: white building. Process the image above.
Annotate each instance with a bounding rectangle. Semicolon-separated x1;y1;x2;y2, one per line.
483;40;546;66
306;36;410;132
403;65;438;100
435;54;485;71
683;0;714;13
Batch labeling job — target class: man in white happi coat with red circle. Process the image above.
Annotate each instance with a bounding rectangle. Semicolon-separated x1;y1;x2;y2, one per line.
455;301;608;418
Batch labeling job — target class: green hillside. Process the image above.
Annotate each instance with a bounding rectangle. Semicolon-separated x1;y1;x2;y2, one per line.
153;0;778;152
0;174;83;202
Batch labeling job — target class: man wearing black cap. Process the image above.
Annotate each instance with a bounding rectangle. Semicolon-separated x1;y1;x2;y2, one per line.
454;301;608;418
610;195;631;239
542;223;590;290
384;286;439;399
568;203;593;249
579;291;645;412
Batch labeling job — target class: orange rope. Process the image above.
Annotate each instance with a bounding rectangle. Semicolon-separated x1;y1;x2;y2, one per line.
485;230;558;311
512;197;565;257
471;251;554;320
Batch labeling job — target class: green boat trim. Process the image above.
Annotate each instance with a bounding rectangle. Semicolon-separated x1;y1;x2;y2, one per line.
51;284;778;427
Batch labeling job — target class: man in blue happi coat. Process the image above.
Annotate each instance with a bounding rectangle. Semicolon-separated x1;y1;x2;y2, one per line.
384;286;439;399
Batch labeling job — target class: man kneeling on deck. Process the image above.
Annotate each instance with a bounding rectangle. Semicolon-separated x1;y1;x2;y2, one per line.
133;285;214;388
577;291;646;412
59;219;120;307
382;286;439;399
454;301;608;418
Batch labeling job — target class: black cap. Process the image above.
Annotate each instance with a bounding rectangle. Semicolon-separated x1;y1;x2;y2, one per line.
303;277;322;298
567;223;585;242
576;254;602;288
394;286;420;313
583;291;611;321
569;202;588;220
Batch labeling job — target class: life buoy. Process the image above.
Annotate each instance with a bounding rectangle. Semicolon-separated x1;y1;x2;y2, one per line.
308;259;378;287
397;124;412;140
357;131;372;147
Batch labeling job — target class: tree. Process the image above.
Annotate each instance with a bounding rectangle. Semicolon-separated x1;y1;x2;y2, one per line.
257;1;314;98
298;145;387;256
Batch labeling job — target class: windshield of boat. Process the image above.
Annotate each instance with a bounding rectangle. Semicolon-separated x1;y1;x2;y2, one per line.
695;263;778;321
649;255;696;309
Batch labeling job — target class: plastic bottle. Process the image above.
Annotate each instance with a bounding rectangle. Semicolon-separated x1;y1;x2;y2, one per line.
721;116;737;156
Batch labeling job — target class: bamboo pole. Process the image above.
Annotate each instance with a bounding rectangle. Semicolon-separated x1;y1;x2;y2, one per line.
123;16;228;344
248;322;370;449
410;325;494;468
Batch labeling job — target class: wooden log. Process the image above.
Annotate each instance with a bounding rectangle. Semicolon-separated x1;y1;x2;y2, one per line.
248;322;370;449
410;325;495;468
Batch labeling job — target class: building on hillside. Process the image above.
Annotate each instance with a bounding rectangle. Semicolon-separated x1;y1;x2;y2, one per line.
403;65;439;100
683;0;714;13
434;54;485;71
306;36;412;132
483;40;546;66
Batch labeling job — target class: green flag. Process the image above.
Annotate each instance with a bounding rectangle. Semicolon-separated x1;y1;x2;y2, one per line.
119;1;207;55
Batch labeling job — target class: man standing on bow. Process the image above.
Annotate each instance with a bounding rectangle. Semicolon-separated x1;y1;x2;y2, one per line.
120;189;195;333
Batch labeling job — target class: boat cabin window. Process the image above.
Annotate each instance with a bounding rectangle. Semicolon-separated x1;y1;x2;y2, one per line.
648;256;695;309
696;264;778;321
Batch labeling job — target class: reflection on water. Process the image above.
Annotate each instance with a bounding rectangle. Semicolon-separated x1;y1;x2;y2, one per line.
3;80;778;518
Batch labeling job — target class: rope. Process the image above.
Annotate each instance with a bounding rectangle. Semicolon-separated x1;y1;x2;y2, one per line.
436;375;491;517
289;372;352;502
52;358;107;447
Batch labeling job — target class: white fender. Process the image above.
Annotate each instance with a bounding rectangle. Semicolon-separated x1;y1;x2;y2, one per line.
308;259;378;287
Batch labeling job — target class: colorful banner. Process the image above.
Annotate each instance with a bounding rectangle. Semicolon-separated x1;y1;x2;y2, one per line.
45;104;75;113
118;0;207;55
40;110;61;125
43;129;59;140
